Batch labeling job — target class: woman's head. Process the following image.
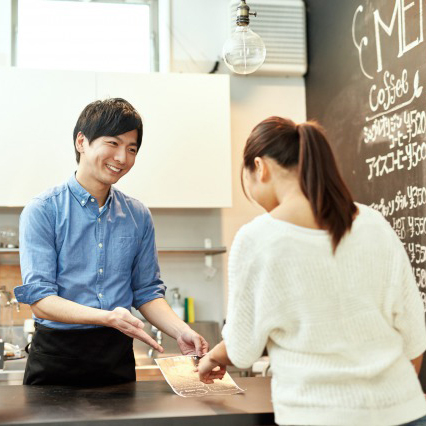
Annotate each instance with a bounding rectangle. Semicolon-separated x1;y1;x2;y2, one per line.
242;116;356;251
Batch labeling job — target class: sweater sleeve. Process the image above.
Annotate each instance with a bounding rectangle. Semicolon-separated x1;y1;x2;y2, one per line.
392;240;426;360
222;226;271;369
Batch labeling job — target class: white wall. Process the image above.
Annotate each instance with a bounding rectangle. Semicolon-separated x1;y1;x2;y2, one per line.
152;209;224;322
222;76;306;312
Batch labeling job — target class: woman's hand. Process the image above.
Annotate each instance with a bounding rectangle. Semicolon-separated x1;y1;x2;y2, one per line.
105;307;164;352
196;352;227;384
177;329;209;357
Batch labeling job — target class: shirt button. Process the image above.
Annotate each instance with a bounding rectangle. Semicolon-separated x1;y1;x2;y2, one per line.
98;218;101;222
98;293;103;298
91;198;95;202
99;268;103;274
98;243;103;248
81;200;85;205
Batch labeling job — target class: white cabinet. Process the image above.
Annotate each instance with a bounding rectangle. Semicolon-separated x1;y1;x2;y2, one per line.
96;72;232;208
0;67;96;206
0;68;232;208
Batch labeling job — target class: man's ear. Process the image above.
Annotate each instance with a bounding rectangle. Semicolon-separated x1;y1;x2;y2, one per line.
75;132;85;154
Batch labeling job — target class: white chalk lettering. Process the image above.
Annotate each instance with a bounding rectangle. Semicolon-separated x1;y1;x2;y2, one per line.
352;6;374;79
406;242;426;264
369;70;409;112
366;70;423;121
370;185;426;217
392;216;407;239
374;0;424;73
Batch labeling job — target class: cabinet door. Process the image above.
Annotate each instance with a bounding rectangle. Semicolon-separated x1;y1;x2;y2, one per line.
96;72;232;208
0;67;96;206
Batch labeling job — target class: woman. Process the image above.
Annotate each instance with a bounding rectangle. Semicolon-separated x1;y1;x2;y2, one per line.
197;117;426;426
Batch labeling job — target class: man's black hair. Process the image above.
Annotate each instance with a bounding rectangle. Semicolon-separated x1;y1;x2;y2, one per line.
73;98;143;163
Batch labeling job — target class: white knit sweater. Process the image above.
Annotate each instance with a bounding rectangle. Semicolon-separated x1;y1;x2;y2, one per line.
222;203;426;426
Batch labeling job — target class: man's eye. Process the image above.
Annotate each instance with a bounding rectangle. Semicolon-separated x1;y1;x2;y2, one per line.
108;141;118;146
129;148;137;154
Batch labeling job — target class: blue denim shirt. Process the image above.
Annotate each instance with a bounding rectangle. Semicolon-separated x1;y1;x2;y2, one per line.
14;174;166;329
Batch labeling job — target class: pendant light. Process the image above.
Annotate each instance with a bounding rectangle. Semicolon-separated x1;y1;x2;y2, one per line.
222;0;266;75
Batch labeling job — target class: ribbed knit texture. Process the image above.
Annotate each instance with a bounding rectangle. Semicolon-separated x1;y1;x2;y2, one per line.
222;203;426;426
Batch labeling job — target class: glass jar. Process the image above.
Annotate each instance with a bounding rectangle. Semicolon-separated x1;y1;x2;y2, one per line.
0;226;19;248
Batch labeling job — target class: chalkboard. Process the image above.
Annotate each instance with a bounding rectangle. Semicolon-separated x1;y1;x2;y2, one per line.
305;0;426;389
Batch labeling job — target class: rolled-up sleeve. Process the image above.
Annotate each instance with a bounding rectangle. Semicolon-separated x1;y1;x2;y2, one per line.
131;208;166;309
14;198;58;305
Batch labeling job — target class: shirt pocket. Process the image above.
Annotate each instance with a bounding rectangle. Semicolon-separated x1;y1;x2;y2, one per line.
111;237;139;272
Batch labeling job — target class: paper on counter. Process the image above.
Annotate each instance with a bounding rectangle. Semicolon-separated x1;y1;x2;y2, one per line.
155;355;245;398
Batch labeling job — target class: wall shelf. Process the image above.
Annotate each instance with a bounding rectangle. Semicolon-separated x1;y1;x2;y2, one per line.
0;248;227;255
0;248;20;266
0;248;19;254
0;247;226;279
157;247;226;255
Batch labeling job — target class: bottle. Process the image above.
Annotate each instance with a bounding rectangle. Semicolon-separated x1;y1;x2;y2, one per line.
0;339;3;371
184;298;189;322
24;319;35;344
170;288;185;321
187;297;195;323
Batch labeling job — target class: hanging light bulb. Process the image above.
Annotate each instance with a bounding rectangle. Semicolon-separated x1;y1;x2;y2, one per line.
223;0;266;75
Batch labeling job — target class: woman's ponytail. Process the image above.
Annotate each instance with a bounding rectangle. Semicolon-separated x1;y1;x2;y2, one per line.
297;122;356;251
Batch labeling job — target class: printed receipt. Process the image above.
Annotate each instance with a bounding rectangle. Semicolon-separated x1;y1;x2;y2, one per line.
155;355;245;397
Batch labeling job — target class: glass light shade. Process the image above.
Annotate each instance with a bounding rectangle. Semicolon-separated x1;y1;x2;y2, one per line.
223;26;266;75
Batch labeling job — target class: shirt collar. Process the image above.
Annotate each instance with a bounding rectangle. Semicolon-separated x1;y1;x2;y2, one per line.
67;173;114;209
103;187;114;209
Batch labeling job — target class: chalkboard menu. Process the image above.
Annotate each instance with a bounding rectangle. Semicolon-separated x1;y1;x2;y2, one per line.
305;0;426;388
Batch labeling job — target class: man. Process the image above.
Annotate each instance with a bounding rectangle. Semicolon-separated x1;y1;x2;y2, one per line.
14;98;208;385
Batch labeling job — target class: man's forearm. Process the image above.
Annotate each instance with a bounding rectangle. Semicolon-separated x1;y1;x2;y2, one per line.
32;295;165;350
138;298;190;339
32;295;109;326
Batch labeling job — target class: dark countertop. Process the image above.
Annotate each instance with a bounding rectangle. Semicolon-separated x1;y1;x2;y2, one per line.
0;377;275;426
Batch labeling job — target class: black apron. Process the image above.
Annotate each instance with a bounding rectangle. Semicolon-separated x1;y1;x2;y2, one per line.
24;323;136;386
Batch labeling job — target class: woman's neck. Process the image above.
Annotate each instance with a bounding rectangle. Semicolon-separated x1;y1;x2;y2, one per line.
269;181;323;230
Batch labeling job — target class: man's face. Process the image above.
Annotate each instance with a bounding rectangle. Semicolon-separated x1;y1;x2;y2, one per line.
77;129;139;187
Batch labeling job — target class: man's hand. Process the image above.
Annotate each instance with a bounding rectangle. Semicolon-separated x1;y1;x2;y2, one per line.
177;329;209;358
138;298;209;357
196;352;226;384
105;307;164;353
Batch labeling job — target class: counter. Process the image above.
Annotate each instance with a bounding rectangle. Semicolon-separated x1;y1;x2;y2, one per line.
0;377;275;426
1;356;252;384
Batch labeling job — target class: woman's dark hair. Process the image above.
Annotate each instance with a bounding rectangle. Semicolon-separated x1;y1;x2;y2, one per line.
73;98;143;163
242;116;356;252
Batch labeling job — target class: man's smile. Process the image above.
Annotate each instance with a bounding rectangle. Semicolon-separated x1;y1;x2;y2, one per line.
106;164;123;173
